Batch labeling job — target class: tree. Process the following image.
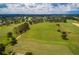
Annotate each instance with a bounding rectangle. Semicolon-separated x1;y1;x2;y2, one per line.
0;43;5;55
61;31;68;40
7;32;13;38
29;20;32;25
57;29;61;32
7;32;17;46
63;19;67;23
14;22;30;35
10;37;17;46
56;24;60;27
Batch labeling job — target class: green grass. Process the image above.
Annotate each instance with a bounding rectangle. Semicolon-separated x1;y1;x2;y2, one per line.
1;20;79;54
10;20;79;55
0;22;24;45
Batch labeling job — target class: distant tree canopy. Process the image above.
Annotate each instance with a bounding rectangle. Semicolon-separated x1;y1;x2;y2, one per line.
1;16;78;27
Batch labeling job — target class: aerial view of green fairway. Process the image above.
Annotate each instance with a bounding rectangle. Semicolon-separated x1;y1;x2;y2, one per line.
0;3;79;55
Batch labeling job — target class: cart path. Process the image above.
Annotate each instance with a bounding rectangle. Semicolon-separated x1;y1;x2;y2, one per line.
16;34;24;39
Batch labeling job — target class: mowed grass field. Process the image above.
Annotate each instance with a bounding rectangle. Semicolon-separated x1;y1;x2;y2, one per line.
11;20;79;55
0;22;24;45
1;20;79;54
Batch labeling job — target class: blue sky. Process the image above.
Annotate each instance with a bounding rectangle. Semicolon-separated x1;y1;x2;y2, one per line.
0;3;79;14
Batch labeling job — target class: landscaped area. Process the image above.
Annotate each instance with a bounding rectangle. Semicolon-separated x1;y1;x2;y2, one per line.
1;18;79;55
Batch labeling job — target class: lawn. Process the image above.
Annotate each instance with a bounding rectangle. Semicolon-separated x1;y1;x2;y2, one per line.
1;20;79;55
0;22;24;45
6;20;79;55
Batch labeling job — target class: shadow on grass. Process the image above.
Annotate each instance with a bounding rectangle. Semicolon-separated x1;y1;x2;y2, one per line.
24;52;33;55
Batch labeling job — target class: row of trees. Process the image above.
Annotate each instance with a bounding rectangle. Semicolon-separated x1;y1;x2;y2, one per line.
0;43;16;55
14;22;30;35
0;32;18;55
7;32;17;45
56;24;69;40
28;16;68;24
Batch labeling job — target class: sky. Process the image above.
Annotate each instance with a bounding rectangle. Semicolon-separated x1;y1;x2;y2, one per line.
0;3;79;14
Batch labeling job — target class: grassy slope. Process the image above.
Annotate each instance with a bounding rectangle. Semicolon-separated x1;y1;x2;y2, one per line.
1;20;79;54
0;24;16;45
12;20;79;55
61;20;79;54
0;22;24;45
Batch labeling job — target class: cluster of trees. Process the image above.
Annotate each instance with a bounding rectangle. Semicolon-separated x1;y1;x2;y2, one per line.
0;32;17;55
0;43;16;55
32;16;44;24
30;16;68;24
14;22;30;35
7;32;17;46
47;16;67;23
0;16;26;26
56;24;68;40
61;31;68;40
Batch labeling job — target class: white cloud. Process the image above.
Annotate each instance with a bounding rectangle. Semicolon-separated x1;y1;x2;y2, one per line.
0;3;79;14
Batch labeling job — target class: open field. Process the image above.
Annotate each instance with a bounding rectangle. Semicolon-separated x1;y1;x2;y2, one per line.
0;22;24;45
1;20;79;55
4;20;79;55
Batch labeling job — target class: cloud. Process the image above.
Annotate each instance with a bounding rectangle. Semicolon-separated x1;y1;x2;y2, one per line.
0;4;7;8
0;3;79;14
